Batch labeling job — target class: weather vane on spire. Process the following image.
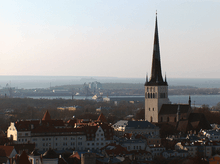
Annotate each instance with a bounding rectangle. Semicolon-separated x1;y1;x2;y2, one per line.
156;10;157;16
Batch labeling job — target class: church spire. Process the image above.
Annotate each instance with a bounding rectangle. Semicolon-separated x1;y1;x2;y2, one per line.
145;13;167;86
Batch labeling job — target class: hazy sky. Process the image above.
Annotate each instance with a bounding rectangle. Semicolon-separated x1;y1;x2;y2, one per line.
0;0;220;78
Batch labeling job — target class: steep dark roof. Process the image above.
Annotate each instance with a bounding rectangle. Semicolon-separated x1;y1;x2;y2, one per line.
159;104;190;115
42;110;51;120
19;151;31;164
188;113;211;130
0;146;15;157
176;113;211;133
126;121;156;129
97;113;108;123
145;14;167;86
43;148;59;158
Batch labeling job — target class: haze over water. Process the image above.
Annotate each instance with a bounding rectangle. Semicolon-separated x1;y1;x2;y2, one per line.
1;76;220;89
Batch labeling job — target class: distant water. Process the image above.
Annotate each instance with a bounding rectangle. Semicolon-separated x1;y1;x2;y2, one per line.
27;95;220;107
1;76;220;89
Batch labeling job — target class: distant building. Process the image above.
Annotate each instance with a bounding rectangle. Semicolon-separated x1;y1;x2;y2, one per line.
88;81;102;90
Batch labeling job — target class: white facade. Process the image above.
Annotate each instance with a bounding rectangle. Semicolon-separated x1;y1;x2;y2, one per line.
7;122;86;151
145;86;170;122
85;126;112;150
120;140;147;151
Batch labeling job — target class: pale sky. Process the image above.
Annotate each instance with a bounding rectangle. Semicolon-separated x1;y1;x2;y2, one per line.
0;0;220;78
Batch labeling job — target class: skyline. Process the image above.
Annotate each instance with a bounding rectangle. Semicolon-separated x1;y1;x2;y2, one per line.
0;0;220;78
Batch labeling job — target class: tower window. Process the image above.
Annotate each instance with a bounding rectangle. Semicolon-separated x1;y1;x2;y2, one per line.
151;117;153;122
167;117;169;122
149;108;150;111
153;108;154;111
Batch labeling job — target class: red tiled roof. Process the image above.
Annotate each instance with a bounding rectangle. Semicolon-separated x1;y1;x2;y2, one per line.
0;146;15;157
0;148;6;157
31;125;84;134
15;120;39;131
15;119;65;131
42;110;51;120
69;151;80;160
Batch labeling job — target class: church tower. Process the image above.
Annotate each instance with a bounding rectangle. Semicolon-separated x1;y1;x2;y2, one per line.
145;14;170;122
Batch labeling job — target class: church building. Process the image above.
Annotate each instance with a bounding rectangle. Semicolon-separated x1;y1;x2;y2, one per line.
145;14;191;123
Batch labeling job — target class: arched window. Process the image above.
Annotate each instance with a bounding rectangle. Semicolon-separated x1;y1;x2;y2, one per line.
151;93;152;98
167;117;169;122
148;93;150;98
151;117;153;122
153;93;155;98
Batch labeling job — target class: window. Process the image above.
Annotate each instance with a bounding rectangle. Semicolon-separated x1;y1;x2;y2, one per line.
149;108;150;111
25;133;28;136
153;108;154;111
78;142;82;145
32;138;37;141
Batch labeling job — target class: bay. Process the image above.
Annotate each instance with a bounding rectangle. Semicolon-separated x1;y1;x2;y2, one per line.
27;95;220;107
